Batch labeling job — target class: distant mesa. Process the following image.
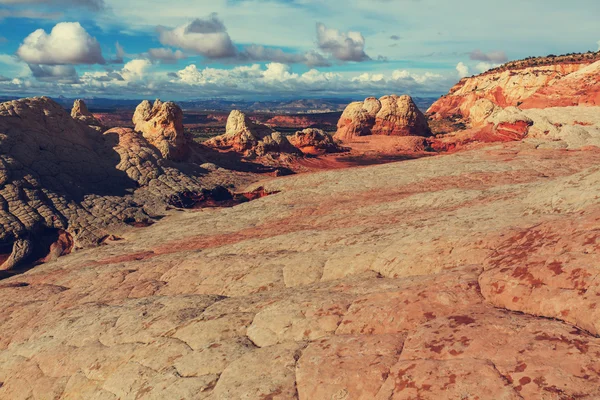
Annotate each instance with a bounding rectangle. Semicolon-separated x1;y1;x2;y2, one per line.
133;99;189;161
335;95;430;141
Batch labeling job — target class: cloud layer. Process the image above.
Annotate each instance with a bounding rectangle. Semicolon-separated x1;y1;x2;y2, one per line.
17;22;105;65
316;23;370;62
157;14;236;59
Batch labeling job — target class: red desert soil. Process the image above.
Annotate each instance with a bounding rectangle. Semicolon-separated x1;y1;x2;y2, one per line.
2;140;600;399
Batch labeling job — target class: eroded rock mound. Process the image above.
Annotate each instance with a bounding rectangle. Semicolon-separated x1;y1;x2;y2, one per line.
0;97;206;270
335;95;430;141
288;128;342;155
133;99;188;160
71;99;105;132
205;110;300;158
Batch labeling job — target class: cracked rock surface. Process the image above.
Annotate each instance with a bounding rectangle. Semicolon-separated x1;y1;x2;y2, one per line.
0;97;217;270
2;139;600;398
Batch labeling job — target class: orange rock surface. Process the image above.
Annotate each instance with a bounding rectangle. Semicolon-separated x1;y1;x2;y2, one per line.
2;137;600;398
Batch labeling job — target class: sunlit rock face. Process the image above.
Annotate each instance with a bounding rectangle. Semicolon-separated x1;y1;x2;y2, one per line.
335;95;430;141
71;99;105;132
133;99;189;160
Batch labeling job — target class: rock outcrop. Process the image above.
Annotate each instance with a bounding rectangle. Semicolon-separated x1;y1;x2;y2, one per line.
288;128;341;155
133;99;188;160
71;99;105;132
0;97;211;270
205;110;300;158
428;52;600;122
335;95;430;141
2;140;600;398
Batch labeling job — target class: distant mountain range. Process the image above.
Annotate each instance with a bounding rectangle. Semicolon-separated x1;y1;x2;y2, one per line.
0;96;439;114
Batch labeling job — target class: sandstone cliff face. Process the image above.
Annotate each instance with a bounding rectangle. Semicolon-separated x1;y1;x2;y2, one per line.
335;95;430;141
428;53;600;123
520;60;600;109
71;99;105;132
0;97;210;270
205;110;300;158
133;99;188;160
2;140;600;398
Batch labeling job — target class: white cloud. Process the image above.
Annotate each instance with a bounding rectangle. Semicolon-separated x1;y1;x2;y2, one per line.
17;22;105;65
120;59;152;80
147;48;186;63
475;62;500;73
597;40;600;51
456;62;469;78
157;14;236;59
171;62;451;97
316;22;370;62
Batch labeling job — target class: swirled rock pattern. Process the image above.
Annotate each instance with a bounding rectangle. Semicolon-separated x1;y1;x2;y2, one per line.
0;97;209;270
2;139;600;398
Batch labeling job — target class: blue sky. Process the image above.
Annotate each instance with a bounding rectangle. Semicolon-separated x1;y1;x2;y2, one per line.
0;0;598;100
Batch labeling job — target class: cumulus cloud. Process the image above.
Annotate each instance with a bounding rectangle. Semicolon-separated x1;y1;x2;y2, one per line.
469;49;508;64
17;22;105;65
475;62;499;73
173;62;450;97
0;0;104;11
28;64;79;83
120;59;152;81
157;14;236;59
456;62;469;78
147;48;186;63
316;23;370;62
239;45;330;67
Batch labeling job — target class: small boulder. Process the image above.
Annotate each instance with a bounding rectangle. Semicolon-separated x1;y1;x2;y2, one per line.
288;128;342;155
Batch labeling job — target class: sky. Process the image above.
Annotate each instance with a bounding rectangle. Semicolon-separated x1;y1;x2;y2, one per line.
0;0;598;100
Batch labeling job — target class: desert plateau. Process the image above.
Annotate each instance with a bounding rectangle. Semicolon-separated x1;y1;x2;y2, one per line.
0;1;600;399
